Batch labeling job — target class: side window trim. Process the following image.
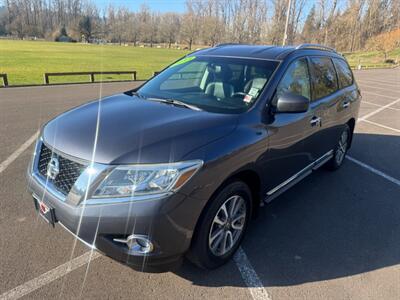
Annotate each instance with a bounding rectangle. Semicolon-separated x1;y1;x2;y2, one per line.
304;56;315;102
308;56;320;102
332;57;354;89
331;57;341;90
345;59;355;86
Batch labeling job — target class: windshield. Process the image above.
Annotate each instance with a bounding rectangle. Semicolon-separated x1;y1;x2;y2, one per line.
137;55;279;114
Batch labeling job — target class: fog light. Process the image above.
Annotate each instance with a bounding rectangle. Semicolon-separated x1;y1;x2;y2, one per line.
136;237;152;251
113;235;154;254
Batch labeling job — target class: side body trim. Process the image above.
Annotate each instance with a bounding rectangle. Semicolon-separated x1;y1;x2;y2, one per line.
265;150;334;203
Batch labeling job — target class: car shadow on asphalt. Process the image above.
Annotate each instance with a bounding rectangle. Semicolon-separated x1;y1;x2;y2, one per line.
173;133;400;288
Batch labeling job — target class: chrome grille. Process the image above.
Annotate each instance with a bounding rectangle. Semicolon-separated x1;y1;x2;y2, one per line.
37;143;85;195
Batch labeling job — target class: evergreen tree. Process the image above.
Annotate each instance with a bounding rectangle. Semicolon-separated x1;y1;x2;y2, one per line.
301;5;317;43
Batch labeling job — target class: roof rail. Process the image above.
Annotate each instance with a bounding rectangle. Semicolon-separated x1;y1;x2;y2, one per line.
215;43;245;47
295;44;337;53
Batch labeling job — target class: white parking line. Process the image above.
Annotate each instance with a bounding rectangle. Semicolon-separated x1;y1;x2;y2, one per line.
0;251;101;300
362;100;400;112
234;247;272;300
347;156;400;187
357;79;399;87
358;83;400;93
362;91;398;99
357;78;399;86
360;119;400;133
0;131;39;174
359;98;400;120
0;246;270;300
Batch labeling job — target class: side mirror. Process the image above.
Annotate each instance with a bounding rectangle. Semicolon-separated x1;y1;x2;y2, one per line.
276;92;309;113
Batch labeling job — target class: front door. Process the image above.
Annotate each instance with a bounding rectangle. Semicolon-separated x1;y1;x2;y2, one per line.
262;58;313;195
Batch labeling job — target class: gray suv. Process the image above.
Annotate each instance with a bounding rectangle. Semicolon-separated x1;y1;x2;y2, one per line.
27;44;361;272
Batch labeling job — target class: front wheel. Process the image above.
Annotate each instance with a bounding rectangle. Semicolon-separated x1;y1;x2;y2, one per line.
326;124;351;170
187;181;251;269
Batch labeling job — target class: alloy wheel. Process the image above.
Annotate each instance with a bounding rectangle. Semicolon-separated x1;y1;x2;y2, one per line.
335;129;349;165
208;195;247;256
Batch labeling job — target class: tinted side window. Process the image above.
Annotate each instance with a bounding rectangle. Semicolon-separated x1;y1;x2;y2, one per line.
333;58;353;88
310;57;338;99
274;58;311;102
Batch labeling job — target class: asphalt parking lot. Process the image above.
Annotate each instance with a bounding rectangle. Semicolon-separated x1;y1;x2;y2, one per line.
0;68;399;300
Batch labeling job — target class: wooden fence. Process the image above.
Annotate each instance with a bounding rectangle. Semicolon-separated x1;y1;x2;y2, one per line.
44;71;137;85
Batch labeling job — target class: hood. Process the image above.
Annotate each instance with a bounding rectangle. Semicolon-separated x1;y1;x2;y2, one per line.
42;94;238;164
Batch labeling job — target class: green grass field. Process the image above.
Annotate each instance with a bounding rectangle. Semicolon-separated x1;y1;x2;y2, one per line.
343;48;400;69
0;40;398;86
0;40;189;85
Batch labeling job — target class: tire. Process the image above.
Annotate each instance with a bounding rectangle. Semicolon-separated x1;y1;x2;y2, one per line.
187;181;252;269
326;124;351;171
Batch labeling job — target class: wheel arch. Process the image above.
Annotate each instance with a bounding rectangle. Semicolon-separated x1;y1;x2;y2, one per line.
194;167;262;235
347;118;356;149
228;169;262;217
187;167;262;259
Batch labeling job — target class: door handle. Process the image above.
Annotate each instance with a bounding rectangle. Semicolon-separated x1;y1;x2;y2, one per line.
310;116;321;127
342;101;350;108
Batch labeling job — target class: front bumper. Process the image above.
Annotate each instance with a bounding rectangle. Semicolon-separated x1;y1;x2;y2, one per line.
26;141;197;272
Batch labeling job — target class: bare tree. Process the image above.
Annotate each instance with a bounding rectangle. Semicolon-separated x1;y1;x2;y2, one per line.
199;0;224;46
127;12;141;46
268;0;287;44
181;0;201;50
0;0;399;52
301;5;318;43
317;0;339;46
160;13;180;48
286;0;307;44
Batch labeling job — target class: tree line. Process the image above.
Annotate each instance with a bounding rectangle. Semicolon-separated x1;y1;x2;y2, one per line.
0;0;399;52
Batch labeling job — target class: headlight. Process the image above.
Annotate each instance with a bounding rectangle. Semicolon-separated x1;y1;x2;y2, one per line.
92;160;203;198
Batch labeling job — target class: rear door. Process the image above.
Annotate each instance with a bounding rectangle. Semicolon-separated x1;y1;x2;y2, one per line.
332;57;358;122
305;56;341;162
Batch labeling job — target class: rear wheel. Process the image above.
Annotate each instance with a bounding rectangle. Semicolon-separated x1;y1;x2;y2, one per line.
326;124;351;170
187;181;251;269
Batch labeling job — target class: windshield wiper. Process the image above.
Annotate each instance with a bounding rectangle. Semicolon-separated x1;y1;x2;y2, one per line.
146;97;203;111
